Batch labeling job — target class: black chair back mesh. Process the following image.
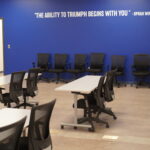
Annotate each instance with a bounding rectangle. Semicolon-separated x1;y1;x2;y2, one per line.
94;76;105;108
111;55;125;72
104;71;115;102
37;53;50;69
90;53;104;69
134;54;149;70
9;71;26;103
74;54;86;70
0;117;26;150
55;54;68;69
28;100;56;150
26;69;38;97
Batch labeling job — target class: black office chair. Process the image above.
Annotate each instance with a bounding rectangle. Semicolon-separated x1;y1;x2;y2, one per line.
16;69;39;109
0;71;25;108
32;53;50;73
132;54;150;88
48;54;68;83
0;117;26;150
87;53;105;74
73;71;117;131
19;100;56;150
111;55;126;87
73;76;109;131
67;54;86;79
102;70;117;119
32;53;51;81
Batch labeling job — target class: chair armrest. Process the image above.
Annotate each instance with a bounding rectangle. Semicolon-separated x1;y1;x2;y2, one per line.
0;87;5;94
0;88;5;104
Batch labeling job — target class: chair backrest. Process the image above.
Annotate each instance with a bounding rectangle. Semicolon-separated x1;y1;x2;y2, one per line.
55;54;68;69
26;69;39;97
28;100;56;150
0;117;26;150
9;71;26;103
111;55;125;72
134;54;149;69
37;53;50;69
74;54;86;70
90;53;104;69
103;71;115;102
94;76;105;108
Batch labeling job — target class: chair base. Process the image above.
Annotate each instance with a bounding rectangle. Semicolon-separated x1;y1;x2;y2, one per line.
101;108;117;120
77;116;109;128
16;102;38;109
133;74;149;88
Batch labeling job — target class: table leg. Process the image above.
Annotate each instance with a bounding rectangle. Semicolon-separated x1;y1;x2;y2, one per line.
73;94;78;124
60;94;93;131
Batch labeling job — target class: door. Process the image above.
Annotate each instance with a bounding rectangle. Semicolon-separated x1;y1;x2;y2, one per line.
0;19;4;72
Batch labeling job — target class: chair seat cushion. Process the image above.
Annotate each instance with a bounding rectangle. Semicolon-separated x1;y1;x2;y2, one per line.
133;72;149;76
23;88;36;97
2;93;18;104
87;69;102;73
67;69;84;73
3;93;10;97
48;69;64;73
19;137;28;150
32;67;46;73
73;96;97;109
115;72;123;76
73;99;86;109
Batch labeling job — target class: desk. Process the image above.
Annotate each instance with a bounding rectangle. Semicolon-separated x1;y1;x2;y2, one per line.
0;72;41;86
55;75;101;131
0;108;31;128
0;73;28;86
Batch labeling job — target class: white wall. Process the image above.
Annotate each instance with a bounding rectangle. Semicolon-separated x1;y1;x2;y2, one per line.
0;19;4;72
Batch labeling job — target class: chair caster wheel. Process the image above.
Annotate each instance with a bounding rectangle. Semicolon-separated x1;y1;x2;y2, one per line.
88;128;95;132
74;126;77;130
61;125;64;129
113;116;117;120
106;124;109;128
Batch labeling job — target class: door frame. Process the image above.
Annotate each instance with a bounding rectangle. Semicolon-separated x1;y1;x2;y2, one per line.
0;18;4;73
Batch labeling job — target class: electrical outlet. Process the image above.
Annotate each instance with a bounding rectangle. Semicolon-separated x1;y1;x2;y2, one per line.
8;44;11;49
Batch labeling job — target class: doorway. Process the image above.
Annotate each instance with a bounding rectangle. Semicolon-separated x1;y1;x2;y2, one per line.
0;18;4;72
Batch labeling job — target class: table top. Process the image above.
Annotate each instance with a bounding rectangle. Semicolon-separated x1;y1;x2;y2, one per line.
55;75;101;94
0;108;31;128
0;73;28;86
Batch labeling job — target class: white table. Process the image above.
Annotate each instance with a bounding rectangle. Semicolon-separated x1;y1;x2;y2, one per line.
0;108;31;128
55;75;101;130
0;73;28;86
0;72;41;86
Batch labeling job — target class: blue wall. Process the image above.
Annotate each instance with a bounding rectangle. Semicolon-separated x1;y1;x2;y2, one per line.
0;0;150;81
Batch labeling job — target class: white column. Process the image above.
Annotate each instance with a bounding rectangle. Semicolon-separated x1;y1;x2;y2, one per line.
0;19;4;72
